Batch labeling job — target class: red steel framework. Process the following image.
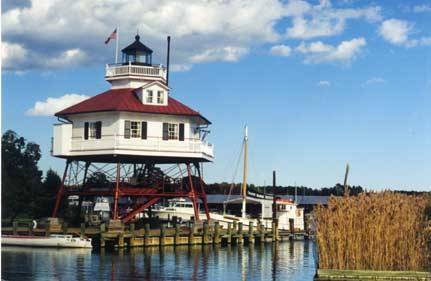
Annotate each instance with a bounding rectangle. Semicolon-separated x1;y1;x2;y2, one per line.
51;159;211;223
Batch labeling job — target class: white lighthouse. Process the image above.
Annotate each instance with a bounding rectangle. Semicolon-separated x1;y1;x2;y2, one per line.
51;35;213;223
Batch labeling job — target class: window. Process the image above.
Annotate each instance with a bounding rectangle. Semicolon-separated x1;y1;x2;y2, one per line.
163;123;185;141
157;91;164;104
146;90;153;103
84;121;101;140
124;120;147;139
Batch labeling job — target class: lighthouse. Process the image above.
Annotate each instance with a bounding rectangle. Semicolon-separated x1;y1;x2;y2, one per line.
51;35;213;223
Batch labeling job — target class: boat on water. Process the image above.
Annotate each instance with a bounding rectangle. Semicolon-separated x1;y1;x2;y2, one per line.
1;234;92;248
153;126;305;231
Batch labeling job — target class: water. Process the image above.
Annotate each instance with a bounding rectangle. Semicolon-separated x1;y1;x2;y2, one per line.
2;241;316;280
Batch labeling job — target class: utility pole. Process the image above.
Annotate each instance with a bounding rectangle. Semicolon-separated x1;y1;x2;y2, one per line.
272;170;277;221
344;163;350;196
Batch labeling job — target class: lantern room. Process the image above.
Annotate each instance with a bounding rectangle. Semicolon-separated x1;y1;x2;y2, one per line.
121;34;153;65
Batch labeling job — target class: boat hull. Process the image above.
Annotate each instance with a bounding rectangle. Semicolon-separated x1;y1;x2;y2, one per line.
1;235;92;248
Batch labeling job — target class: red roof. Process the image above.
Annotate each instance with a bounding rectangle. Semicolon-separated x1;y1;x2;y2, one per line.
55;88;210;124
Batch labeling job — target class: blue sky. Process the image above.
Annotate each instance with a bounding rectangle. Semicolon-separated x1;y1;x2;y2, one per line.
2;0;431;190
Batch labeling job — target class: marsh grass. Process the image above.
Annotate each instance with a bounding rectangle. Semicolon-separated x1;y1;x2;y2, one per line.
315;192;431;271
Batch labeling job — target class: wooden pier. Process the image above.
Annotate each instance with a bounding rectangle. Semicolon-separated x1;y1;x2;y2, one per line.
2;220;309;249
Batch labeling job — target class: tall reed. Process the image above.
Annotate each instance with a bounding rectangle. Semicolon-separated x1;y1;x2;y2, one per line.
314;192;431;271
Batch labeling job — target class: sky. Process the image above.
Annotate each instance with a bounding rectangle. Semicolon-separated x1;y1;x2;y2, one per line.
2;0;431;191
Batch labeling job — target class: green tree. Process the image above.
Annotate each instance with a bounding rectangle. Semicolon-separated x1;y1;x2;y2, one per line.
2;130;43;219
33;169;62;218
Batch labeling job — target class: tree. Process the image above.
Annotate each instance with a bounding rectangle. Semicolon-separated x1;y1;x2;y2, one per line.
2;130;43;219
33;169;62;218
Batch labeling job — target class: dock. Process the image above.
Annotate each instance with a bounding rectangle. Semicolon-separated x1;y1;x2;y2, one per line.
2;220;310;249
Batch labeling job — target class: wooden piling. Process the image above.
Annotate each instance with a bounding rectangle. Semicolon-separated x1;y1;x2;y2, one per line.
259;223;265;243
28;222;33;236
45;223;50;237
248;222;254;244
214;222;221;244
118;233;125;248
203;221;211;244
188;223;196;245
62;222;68;235
144;223;150;247
227;223;232;244
174;223;181;245
160;224;166;246
80;223;85;238
237;222;244;244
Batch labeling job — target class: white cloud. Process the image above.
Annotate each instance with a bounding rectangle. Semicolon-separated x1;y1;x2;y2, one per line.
270;44;292;57
286;1;381;39
2;0;383;71
362;77;386;87
413;4;431;13
318;80;331;87
296;37;366;64
170;64;193;72
2;42;28;69
378;19;413;46
26;94;89;116
190;46;248;63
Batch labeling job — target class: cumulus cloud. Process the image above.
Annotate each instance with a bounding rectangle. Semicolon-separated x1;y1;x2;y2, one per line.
286;1;381;39
190;47;248;63
2;0;382;71
362;77;386;87
296;37;366;64
2;42;28;70
26;94;89;116
270;45;292;57
379;19;413;46
318;80;331;87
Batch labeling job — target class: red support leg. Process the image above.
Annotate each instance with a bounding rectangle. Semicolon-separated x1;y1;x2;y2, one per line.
195;163;210;221
187;163;200;221
113;162;120;219
52;160;71;217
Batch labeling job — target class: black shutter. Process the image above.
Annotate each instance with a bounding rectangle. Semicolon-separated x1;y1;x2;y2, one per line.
141;121;147;139
162;123;169;140
96;121;102;139
179;123;185;141
84;122;89;140
124;120;131;139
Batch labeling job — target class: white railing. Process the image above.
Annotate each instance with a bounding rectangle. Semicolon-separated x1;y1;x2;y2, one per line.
105;63;167;80
68;134;214;158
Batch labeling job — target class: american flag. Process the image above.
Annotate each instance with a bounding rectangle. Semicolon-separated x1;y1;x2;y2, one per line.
105;29;117;44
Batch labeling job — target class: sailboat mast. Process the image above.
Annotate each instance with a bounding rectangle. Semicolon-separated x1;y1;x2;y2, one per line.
241;126;248;219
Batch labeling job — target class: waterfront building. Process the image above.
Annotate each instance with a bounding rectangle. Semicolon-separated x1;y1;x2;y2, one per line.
51;35;214;223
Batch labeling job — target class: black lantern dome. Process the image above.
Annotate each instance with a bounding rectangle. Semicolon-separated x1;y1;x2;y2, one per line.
121;34;153;65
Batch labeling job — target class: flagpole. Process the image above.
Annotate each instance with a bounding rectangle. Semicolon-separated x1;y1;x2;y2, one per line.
115;26;119;64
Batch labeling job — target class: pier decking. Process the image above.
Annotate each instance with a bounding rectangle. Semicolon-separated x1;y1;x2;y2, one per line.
2;220;309;249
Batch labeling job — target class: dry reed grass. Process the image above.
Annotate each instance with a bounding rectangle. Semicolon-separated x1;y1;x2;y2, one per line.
314;192;431;271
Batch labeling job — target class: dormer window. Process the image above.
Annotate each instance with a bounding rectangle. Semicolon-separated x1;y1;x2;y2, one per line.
146;90;153;103
157;91;164;104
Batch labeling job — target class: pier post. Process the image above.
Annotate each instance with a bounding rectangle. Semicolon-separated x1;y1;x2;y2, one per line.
100;223;106;233
174;223;181;245
233;221;237;233
100;234;106;248
203;221;211;244
227;223;232;244
144;223;150;247
45;223;50;237
289;218;294;239
12;221;18;235
214;222;221;244
62;222;68;234
160;223;166;246
238;222;244;244
129;223;136;247
28;222;33;236
248;222;254;244
80;223;85;238
272;220;278;242
118;233;125;248
260;223;265;243
188;223;196;245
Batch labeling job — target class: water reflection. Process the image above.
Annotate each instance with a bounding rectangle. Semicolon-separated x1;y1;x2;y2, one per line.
2;241;316;281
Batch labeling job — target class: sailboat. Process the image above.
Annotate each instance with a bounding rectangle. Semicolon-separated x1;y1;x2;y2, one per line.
153;126;305;231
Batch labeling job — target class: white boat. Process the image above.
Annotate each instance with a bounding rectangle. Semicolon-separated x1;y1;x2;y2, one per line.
1;234;92;248
153;126;305;232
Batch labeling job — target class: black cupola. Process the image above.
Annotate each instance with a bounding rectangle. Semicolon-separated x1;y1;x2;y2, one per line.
121;34;153;65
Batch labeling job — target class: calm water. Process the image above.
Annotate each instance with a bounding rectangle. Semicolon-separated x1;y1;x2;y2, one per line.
2;241;316;280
